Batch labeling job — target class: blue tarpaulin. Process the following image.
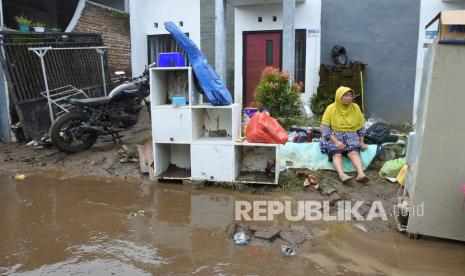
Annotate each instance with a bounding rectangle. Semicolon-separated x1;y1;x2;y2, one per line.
164;22;233;106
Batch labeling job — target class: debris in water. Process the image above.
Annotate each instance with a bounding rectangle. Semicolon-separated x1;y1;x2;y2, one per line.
15;173;26;180
253;229;280;241
281;245;297;256
128;210;146;217
234;231;248;245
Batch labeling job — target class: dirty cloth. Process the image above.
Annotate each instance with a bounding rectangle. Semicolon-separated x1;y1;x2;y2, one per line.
321;86;365;132
279;142;377;172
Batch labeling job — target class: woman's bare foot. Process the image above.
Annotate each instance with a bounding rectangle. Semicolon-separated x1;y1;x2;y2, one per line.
339;173;353;183
356;174;370;183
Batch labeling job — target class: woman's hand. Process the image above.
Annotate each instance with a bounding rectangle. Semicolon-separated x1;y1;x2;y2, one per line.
360;142;368;151
335;140;346;150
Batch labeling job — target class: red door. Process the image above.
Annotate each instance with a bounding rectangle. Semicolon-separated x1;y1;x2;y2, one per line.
243;32;281;106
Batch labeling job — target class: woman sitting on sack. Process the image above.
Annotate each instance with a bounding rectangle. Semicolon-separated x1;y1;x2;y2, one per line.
320;86;369;183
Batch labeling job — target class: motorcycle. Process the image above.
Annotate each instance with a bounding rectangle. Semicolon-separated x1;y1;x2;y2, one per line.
49;65;153;153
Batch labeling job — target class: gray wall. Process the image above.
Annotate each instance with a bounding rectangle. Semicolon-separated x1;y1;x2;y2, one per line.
321;0;420;124
200;0;235;93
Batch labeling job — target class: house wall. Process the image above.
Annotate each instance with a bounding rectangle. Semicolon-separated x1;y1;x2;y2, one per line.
200;0;235;92
321;0;421;124
129;0;201;76
73;1;131;76
413;0;465;124
233;0;321;105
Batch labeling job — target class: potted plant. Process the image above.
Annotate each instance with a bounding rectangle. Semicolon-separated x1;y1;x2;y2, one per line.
13;14;32;32
32;21;46;32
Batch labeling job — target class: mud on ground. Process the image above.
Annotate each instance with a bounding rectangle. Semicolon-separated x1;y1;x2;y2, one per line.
0;111;399;233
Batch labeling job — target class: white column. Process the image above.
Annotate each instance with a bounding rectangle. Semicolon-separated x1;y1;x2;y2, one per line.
282;0;295;78
215;0;227;81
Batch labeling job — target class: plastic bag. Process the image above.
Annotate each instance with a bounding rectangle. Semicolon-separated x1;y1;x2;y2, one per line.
379;158;405;178
246;112;288;144
234;231;248;245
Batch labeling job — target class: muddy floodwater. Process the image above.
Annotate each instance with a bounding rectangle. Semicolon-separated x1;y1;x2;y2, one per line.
1;171;465;275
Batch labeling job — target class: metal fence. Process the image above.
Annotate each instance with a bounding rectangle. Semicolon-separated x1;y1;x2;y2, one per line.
0;32;112;138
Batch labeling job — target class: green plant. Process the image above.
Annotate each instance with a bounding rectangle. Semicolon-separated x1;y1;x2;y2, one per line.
310;92;333;115
253;67;303;129
13;14;32;26
32;21;46;28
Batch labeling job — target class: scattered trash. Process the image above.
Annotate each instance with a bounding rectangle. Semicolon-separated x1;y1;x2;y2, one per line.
287;131;307;143
376;146;397;161
26;140;39;147
281;245;297;256
253;229;280;241
128;210;145;217
395;197;411;231
234;231;248;245
25;137;52;149
246;112;288;144
365;123;398;145
15;173;26;180
396;164;408;186
297;171;319;190
119;145;139;163
379;158;405;178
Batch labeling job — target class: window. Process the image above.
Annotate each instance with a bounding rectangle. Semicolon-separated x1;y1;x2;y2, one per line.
266;40;273;66
147;34;189;66
294;29;306;89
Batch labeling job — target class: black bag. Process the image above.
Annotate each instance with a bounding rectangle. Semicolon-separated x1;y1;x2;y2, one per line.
364;123;398;144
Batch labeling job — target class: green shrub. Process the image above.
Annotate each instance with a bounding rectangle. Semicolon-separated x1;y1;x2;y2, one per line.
253;67;303;129
310;92;333;115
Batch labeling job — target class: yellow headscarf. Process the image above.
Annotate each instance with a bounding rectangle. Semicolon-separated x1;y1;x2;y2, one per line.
321;86;365;132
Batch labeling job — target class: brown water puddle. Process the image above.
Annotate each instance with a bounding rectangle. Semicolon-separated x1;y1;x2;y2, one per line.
1;170;465;275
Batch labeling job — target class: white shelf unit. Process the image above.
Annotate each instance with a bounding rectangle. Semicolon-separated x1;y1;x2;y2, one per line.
152;105;191;144
150;66;203;106
153;143;191;180
191;103;241;144
191;143;235;181
150;66;280;184
234;142;279;185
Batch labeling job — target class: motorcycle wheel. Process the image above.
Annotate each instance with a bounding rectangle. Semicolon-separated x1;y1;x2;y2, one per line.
49;112;98;153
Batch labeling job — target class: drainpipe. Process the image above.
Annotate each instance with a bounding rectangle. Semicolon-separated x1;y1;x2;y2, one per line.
282;0;295;78
215;0;227;82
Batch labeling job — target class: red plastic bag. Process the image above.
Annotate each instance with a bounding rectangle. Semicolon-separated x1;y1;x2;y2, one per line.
246;112;288;144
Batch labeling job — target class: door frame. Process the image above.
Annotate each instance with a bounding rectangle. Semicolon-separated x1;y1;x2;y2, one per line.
242;30;283;106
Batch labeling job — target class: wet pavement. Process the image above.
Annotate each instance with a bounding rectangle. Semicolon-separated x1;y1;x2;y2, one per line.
1;170;465;275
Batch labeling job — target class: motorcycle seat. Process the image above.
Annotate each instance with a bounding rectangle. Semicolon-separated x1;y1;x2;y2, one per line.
69;96;111;106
